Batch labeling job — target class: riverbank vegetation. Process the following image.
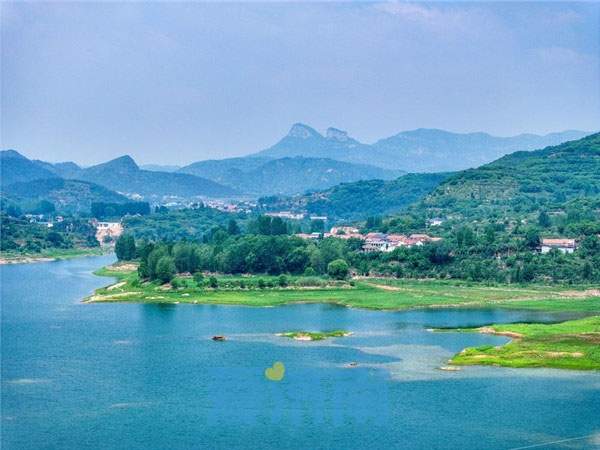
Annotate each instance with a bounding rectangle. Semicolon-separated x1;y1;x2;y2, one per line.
90;262;600;313
446;316;600;370
0;213;100;260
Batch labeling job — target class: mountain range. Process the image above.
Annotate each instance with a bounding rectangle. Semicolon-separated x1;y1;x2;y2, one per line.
1;126;593;209
252;124;591;172
0;150;237;212
178;156;402;196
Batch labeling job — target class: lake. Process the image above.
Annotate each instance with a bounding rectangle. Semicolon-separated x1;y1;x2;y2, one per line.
2;256;599;449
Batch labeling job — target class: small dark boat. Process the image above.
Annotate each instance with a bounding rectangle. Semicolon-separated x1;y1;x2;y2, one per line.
212;335;226;341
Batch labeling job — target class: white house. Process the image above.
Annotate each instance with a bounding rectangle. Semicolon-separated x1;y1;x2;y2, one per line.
540;238;577;254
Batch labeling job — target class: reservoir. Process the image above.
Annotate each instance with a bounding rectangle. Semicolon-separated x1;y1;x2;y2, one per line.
2;256;599;449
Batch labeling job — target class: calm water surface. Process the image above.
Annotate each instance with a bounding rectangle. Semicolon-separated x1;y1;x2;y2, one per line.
2;256;599;449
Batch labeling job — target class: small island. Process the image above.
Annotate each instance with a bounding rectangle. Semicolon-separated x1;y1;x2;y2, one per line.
277;330;352;341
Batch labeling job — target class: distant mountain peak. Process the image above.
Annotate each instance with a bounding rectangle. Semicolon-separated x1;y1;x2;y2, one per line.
101;155;139;172
326;127;350;142
1;149;26;159
287;123;321;139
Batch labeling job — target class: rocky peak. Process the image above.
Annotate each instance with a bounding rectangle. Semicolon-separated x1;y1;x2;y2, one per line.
287;123;321;139
96;155;139;173
326;127;350;142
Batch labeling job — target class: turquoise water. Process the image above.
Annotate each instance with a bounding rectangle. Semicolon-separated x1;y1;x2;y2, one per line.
2;256;599;449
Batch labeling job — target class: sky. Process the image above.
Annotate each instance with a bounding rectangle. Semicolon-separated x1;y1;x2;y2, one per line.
1;1;599;166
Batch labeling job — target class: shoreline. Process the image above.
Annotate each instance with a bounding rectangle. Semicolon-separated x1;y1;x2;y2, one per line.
86;266;600;313
0;248;110;266
443;317;600;371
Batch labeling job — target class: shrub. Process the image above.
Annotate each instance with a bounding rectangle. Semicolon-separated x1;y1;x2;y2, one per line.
193;272;204;285
327;259;349;280
278;275;288;287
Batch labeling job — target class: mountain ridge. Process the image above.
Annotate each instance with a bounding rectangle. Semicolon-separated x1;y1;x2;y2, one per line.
251;124;592;172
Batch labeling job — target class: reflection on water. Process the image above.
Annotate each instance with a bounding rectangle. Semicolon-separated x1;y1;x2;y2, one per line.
2;256;599;450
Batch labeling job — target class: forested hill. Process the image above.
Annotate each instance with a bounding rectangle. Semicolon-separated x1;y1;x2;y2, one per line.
420;132;600;221
179;156;402;196
261;173;451;220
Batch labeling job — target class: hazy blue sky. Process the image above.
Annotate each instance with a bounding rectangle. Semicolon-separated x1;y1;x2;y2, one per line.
2;2;599;165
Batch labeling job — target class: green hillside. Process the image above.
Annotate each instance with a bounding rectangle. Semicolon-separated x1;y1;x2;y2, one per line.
0;150;58;186
3;178;129;214
420;132;600;222
180;155;401;196
261;172;451;220
61;155;238;199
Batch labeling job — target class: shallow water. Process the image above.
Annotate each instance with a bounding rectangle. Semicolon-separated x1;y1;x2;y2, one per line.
2;256;599;449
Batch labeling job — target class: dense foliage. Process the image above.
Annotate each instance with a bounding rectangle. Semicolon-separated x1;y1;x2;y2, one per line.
91;202;150;219
117;222;600;284
0;214;99;254
120;205;250;241
418;133;600;223
259;172;451;220
181;155;401;196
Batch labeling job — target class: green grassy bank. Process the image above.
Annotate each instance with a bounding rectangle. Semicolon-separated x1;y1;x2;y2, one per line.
447;316;600;370
89;263;600;313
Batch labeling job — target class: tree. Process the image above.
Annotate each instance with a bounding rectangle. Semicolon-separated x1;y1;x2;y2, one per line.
327;259;349;280
138;260;149;279
270;217;288;235
147;246;168;279
193;272;204;285
227;219;240;235
47;231;64;246
524;228;541;250
278;274;288;287
456;226;476;248
538;210;551;228
115;234;136;261
365;216;382;230
208;276;218;288
284;247;309;274
310;220;325;233
35;200;55;214
155;256;176;284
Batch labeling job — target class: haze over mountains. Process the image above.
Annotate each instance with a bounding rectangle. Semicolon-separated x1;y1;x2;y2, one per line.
178;156;402;195
253;124;591;172
174;124;590;195
1;126;593;211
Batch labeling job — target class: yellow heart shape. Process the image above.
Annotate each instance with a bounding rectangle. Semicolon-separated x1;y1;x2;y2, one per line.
265;361;285;381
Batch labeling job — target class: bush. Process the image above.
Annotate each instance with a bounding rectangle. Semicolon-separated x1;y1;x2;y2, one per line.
208;276;218;289
278;274;288;287
303;267;317;277
193;272;204;284
327;259;349;280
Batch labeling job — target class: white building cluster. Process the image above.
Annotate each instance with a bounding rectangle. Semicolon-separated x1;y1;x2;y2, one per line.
296;227;442;252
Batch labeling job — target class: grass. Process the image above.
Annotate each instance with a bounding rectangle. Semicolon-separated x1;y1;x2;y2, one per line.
277;330;351;341
87;263;600;313
447;316;600;370
0;247;106;263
